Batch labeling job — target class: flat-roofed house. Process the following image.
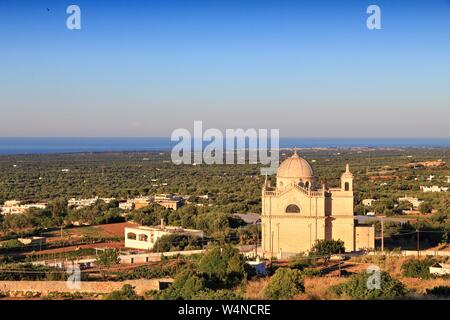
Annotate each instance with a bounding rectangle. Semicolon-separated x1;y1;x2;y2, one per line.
125;220;204;251
429;263;450;276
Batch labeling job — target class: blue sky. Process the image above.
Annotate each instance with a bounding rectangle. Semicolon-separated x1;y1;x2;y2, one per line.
0;0;449;137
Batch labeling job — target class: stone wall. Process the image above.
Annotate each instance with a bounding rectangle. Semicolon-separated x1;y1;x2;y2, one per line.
0;278;173;295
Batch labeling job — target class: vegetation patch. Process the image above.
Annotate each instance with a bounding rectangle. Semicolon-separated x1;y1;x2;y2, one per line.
330;271;407;300
264;268;305;300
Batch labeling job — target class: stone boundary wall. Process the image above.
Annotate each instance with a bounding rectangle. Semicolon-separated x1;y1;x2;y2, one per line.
0;278;173;295
368;250;450;257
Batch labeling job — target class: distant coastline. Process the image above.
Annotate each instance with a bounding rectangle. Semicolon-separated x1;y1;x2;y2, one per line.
0;137;449;155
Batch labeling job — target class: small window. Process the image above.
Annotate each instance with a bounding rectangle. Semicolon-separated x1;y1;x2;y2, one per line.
138;234;148;242
286;204;301;213
127;232;137;240
345;182;350;191
305;181;310;189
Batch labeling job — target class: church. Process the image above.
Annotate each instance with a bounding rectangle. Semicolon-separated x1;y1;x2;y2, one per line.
261;151;374;258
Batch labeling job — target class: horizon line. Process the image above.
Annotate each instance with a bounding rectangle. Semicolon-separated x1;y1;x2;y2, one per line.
0;137;449;140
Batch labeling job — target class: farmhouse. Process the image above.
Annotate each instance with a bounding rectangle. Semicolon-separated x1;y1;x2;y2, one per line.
125;220;203;251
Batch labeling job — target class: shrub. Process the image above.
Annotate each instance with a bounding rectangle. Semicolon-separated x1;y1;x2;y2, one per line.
198;245;247;288
401;258;435;279
0;239;23;248
426;286;450;297
419;202;433;214
152;234;202;252
330;271;406;300
288;254;314;271
192;289;242;300
152;270;206;300
310;239;345;263
264;268;305;300
301;269;322;277
103;285;143;300
119;262;182;280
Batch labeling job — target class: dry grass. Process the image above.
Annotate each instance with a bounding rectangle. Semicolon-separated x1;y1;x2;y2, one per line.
402;278;450;295
246;254;450;300
349;254;408;276
302;276;347;300
245;276;347;300
245;278;269;299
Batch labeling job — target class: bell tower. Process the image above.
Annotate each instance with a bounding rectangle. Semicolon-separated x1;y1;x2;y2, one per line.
341;164;353;192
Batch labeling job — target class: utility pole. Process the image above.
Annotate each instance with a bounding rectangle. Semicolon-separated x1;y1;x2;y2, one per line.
338;256;342;278
271;231;274;261
255;224;259;258
416;218;420;258
381;217;384;252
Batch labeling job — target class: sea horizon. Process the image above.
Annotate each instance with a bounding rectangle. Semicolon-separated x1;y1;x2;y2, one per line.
0;137;449;155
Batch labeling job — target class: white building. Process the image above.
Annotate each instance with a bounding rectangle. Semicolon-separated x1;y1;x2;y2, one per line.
397;195;423;209
125;220;204;251
420;186;449;193
17;236;46;246
429;263;450;276
0;201;47;215
119;201;134;211
68;197;115;209
362;199;377;207
3;200;21;207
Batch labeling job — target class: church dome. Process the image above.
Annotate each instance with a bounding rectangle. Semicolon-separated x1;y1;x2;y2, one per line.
277;151;314;179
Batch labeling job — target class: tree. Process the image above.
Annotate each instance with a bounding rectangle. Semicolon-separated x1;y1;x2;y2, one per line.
104;284;143;300
153;270;206;300
198;245;247;288
419;202;433;214
426;286;450;297
264;268;305;299
373;199;395;214
354;204;365;216
310;239;345;264
47;198;68;223
441;232;449;245
401;258;435;279
431;210;448;225
95;249;120;279
331;271;406;299
2;214;31;235
152;234;202;252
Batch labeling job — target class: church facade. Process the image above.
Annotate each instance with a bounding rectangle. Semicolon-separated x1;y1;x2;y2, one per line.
261;151;374;258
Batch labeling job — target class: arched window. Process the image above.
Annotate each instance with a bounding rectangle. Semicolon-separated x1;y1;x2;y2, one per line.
305;181;310;189
344;182;350;191
138;234;149;242
127;232;137;240
286;204;301;213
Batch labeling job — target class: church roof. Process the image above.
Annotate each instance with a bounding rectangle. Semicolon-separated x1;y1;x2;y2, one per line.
277;151;314;179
